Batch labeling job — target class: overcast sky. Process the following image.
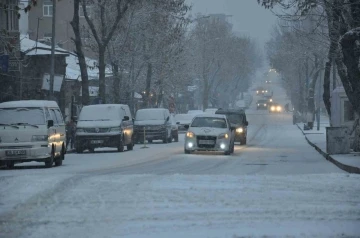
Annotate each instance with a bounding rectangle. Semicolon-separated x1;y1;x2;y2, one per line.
186;0;278;49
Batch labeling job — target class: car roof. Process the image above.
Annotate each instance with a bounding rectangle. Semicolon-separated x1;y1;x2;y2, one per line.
215;108;245;115
194;114;227;119
0;100;59;108
83;104;128;108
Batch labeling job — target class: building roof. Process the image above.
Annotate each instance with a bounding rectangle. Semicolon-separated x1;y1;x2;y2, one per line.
20;35;113;81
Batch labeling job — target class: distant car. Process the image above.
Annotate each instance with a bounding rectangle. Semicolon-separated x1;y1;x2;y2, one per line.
175;113;195;131
134;108;172;144
265;80;271;84
187;110;203;115
263;95;273;104
269;103;283;113
256;99;268;110
184;114;235;155
204;108;218;114
170;114;179;142
256;87;268;95
215;108;248;145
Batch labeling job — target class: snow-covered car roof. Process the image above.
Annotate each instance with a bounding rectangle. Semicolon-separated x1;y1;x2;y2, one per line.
0;100;59;108
193;114;227;119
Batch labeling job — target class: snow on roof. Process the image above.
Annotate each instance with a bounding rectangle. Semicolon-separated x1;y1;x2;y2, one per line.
194;113;226;119
21;37;68;56
20;35;113;81
0;100;59;108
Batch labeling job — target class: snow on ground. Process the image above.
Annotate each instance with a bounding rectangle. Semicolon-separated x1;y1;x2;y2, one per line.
1;173;359;238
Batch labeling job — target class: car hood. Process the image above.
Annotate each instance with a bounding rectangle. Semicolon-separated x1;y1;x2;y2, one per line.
134;120;165;126
77;120;122;128
189;127;228;136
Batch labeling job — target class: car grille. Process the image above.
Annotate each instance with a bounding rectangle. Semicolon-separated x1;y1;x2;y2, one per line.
0;145;33;149
84;128;110;133
197;135;217;148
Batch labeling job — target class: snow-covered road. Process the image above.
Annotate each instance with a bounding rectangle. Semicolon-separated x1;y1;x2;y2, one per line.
1;82;360;237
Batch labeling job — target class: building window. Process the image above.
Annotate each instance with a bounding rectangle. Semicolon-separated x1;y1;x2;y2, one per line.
79;6;91;17
344;100;355;122
43;0;53;17
3;1;19;31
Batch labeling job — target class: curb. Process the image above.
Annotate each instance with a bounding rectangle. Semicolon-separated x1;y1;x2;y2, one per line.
296;123;360;174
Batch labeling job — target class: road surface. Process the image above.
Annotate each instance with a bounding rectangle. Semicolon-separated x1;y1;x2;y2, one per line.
1;82;359;238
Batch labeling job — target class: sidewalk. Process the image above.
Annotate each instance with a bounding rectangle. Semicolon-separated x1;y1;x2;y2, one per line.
296;115;360;174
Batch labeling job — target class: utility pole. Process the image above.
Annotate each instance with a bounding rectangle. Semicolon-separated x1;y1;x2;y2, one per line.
49;0;56;99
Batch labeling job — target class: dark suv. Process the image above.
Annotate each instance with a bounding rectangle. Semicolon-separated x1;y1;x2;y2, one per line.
215;108;248;145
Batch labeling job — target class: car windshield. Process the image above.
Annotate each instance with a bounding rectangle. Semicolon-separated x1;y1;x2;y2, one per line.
136;109;165;121
79;106;122;121
258;100;267;103
0;107;45;125
226;114;244;124
191;117;227;128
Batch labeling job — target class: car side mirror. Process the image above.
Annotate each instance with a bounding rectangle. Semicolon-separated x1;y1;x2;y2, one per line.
123;116;130;121
47;120;54;128
184;125;189;129
176;122;180;125
245;121;249;126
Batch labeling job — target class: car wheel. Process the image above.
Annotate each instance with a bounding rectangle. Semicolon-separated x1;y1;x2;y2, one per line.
230;143;235;153
175;134;179;142
185;149;191;154
148;139;153;143
88;148;95;153
45;149;55;168
55;145;65;166
224;150;231;155
127;140;134;151
6;161;15;169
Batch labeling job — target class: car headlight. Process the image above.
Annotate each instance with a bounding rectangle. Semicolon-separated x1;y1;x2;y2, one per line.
277;106;282;111
236;128;243;133
218;133;229;139
76;128;84;133
271;106;275;111
265;90;268;93
186;131;195;138
269;99;273;102
110;127;122;132
264;104;267;106
256;91;259;93
32;135;48;141
257;103;260;106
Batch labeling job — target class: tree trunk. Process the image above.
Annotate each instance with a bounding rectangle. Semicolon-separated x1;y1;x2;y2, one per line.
144;62;152;107
98;48;106;104
112;63;119;104
70;0;89;106
202;77;209;110
323;61;331;117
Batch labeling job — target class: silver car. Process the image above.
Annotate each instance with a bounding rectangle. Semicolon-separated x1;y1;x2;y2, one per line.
184;114;235;155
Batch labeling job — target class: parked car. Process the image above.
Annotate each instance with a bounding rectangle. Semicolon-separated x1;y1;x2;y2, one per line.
174;113;195;132
0;100;66;168
269;103;283;113
187;110;203;115
256;99;268;110
134;108;172;144
204;108;218;114
75;104;134;153
184;114;235;155
215;108;248;145
170;114;179;142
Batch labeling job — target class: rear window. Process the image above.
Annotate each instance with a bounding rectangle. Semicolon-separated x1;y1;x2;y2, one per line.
79;105;123;121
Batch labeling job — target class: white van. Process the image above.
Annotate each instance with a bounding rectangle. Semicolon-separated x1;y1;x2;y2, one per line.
0;100;66;168
75;104;134;153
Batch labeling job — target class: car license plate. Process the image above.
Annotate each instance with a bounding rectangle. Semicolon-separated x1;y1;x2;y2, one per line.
199;140;215;145
90;140;103;144
6;150;26;156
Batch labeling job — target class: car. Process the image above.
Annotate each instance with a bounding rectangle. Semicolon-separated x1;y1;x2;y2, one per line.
75;104;134;153
269;103;283;113
174;113;195;132
187;110;203;115
265;80;271;84
215;108;248;145
256;99;268;110
256;87;268;95
0;100;66;168
184;114;235;155
134;108;172;144
204;108;218;114
170;114;179;142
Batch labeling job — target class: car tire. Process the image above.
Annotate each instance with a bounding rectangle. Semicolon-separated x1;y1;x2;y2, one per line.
45;149;54;168
127;141;134;151
88;148;95;153
230;143;235;153
175;134;179;142
185;149;191;154
148;139;153;143
55;145;65;166
224;150;231;155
